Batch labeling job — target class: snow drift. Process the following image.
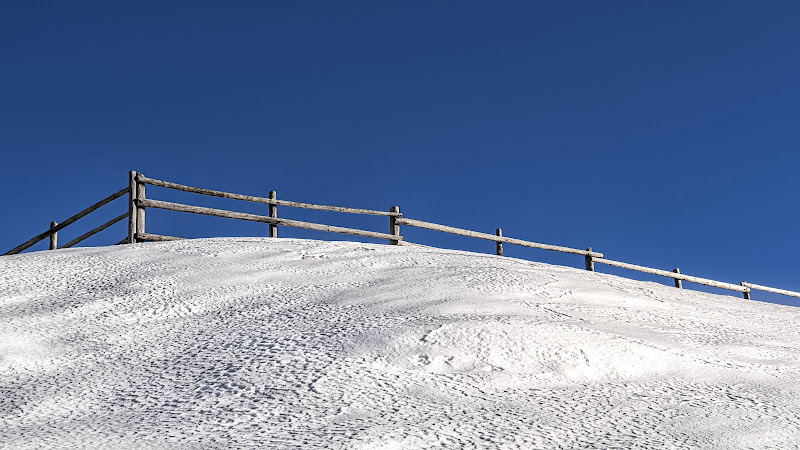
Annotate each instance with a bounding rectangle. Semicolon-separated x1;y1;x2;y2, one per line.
1;238;799;449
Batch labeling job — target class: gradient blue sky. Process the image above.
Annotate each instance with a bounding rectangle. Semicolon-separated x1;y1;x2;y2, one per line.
2;2;798;305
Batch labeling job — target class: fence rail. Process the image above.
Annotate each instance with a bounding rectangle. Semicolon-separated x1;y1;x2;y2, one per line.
61;213;128;249
136;198;402;242
4;170;800;304
394;217;603;258
137;232;183;242
137;174;400;217
740;282;800;299
593;258;749;293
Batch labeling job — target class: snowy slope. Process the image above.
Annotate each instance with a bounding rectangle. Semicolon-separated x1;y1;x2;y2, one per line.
1;238;799;449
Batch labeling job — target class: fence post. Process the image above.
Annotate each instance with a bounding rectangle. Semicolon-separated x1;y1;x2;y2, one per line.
136;174;145;239
584;247;595;271
496;228;503;256
673;268;682;289
741;282;751;300
389;206;400;245
128;171;138;244
49;221;58;250
268;191;277;238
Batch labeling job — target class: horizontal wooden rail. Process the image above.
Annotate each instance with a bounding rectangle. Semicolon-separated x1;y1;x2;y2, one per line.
136;232;184;242
593;258;749;293
136;174;400;217
137;198;403;242
4;187;129;256
395;217;602;258
741;282;800;299
60;213;128;249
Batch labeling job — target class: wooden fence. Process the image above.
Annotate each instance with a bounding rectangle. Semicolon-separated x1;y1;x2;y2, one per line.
3;187;130;255
5;171;800;303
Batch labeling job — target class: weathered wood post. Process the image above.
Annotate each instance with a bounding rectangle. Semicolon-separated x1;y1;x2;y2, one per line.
496;228;503;256
49;221;58;250
128;171;138;243
741;282;751;300
673;268;682;289
268;191;277;238
136;174;145;239
389;206;400;245
584;247;595;271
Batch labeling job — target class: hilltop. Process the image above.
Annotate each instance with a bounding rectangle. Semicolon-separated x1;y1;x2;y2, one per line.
1;238;799;448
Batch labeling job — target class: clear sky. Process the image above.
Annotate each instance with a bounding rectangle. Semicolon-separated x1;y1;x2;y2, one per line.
2;2;798;306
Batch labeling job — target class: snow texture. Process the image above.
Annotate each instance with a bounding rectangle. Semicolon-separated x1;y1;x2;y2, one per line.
1;238;799;449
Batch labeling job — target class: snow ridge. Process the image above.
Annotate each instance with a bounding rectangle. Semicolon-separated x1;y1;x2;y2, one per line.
1;238;799;448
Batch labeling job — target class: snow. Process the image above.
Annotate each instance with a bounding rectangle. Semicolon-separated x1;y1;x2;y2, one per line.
1;237;799;449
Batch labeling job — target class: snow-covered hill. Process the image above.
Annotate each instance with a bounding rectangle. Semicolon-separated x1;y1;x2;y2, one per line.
1;238;799;449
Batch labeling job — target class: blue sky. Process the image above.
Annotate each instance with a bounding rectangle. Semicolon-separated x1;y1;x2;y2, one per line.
2;2;798;306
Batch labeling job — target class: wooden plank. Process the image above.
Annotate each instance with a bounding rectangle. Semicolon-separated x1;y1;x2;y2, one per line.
394;217;603;257
136;177;145;237
60;213;128;249
49;221;58;250
673;268;683;289
136;175;401;216
741;281;800;299
137;199;403;242
496;228;503;256
268;190;277;238
584;247;594;271
128;171;138;244
136;232;183;242
389;206;400;245
593;258;749;293
271;199;400;217
4;187;129;255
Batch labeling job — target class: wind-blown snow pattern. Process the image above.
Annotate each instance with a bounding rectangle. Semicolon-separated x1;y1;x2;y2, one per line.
1;238;799;449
